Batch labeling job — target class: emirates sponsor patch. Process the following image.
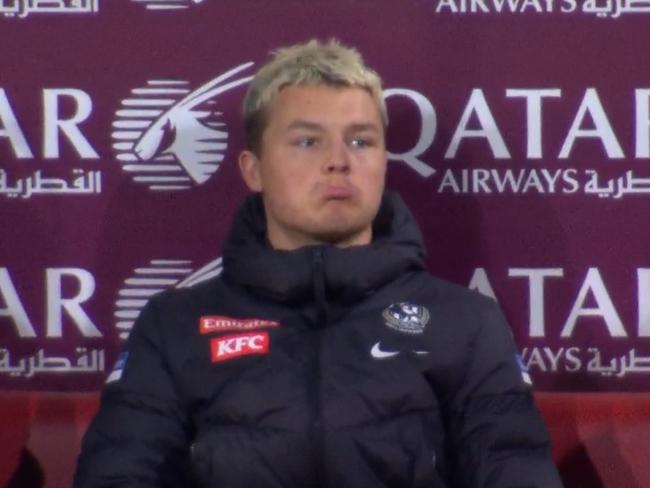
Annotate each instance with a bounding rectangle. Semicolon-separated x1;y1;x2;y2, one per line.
210;332;269;362
199;315;280;334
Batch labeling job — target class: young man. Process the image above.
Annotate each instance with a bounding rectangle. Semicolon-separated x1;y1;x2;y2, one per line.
76;40;563;487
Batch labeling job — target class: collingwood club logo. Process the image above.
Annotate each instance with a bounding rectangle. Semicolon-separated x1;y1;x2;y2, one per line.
131;0;203;10
383;302;430;335
114;257;223;340
111;63;253;191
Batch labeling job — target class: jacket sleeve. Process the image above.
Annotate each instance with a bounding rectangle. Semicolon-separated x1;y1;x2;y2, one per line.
446;299;563;488
75;295;193;488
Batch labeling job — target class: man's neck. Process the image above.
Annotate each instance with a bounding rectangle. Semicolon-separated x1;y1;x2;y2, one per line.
266;227;372;251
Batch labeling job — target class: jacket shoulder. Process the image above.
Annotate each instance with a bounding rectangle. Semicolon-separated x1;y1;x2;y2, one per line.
417;272;498;312
128;275;229;343
146;274;228;314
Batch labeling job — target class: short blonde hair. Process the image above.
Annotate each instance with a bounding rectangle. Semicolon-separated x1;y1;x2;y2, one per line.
243;39;387;155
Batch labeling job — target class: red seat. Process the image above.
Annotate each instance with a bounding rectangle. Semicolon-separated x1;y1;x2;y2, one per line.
0;392;99;488
1;391;649;487
536;392;650;488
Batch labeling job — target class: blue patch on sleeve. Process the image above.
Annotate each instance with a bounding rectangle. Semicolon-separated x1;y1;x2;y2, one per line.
106;351;129;384
516;353;532;386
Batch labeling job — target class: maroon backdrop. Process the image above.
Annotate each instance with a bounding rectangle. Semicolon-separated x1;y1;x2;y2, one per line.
1;0;649;392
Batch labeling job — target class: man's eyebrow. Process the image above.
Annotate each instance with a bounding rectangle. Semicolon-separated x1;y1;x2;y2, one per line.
347;123;381;133
284;121;382;133
285;120;324;132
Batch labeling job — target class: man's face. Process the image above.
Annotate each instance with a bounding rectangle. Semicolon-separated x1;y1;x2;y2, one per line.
239;84;387;250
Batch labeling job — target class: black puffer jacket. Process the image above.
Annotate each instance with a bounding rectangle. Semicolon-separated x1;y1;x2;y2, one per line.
75;192;562;488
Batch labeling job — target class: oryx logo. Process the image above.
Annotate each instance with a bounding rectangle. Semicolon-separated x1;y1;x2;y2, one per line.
114;257;223;340
112;63;253;191
131;0;203;10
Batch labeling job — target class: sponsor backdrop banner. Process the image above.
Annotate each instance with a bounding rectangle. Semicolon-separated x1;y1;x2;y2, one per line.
0;0;648;391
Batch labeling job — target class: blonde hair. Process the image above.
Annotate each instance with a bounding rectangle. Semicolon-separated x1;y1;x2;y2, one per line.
243;39;387;155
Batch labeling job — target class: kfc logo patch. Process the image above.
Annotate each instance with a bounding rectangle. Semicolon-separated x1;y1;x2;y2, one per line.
200;316;280;334
211;332;269;362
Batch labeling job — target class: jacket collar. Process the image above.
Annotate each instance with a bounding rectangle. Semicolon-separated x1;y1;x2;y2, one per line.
222;191;425;306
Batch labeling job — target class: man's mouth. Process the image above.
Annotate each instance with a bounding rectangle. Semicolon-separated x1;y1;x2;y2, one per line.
321;184;355;200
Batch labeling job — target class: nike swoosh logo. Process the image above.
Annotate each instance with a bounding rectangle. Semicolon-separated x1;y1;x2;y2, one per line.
371;342;400;359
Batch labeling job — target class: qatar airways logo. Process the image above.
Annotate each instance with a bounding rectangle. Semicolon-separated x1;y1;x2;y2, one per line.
131;0;203;11
111;63;253;191
432;0;650;18
4;80;650;200
386;87;650;198
472;266;650;382
0;0;99;18
113;257;222;340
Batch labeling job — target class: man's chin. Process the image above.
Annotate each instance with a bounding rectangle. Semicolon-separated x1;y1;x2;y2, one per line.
310;223;371;247
309;206;378;246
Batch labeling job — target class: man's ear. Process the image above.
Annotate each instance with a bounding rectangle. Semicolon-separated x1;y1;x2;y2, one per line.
238;150;262;192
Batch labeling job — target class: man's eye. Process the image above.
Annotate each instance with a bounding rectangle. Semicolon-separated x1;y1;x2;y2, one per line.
294;137;318;148
350;138;373;148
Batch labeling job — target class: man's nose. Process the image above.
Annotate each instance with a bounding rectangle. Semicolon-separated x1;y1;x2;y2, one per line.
324;139;351;173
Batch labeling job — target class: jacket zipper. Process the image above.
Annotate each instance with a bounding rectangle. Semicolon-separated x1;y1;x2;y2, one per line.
310;247;326;487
